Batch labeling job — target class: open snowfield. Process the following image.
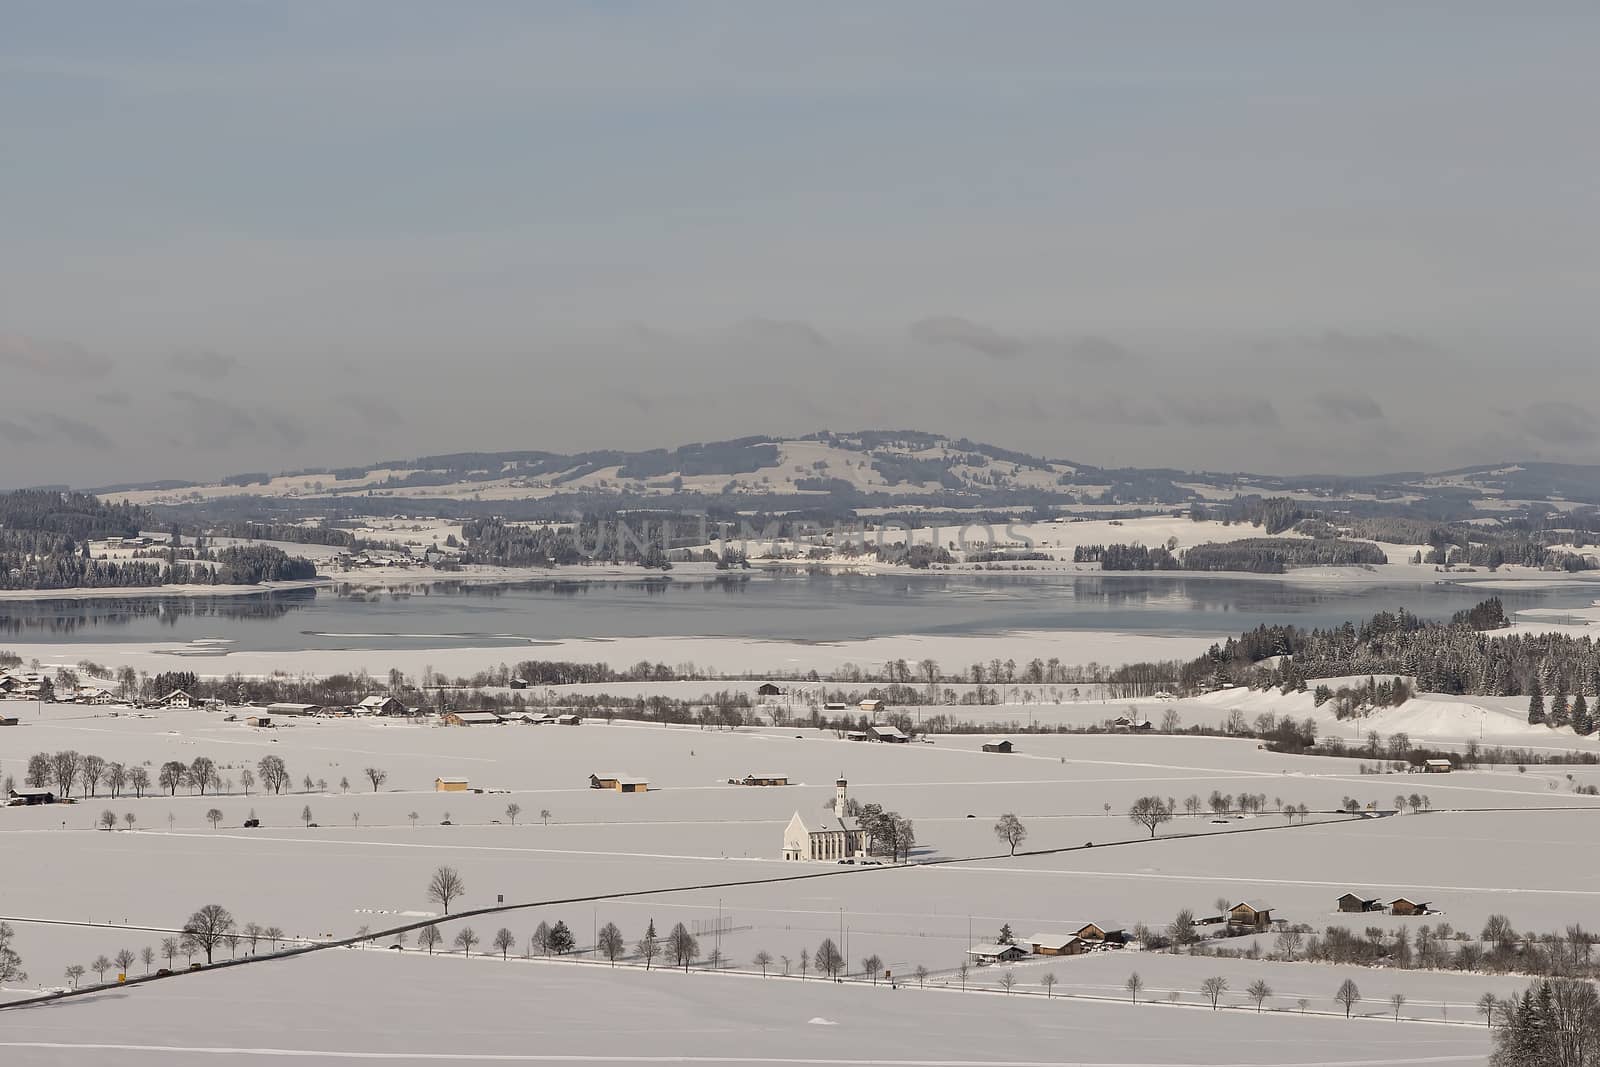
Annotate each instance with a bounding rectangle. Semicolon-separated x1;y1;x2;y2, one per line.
0;948;1495;1065
0;711;1585;1065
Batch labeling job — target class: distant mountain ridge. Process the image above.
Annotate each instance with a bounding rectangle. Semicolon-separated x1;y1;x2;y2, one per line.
80;431;1600;515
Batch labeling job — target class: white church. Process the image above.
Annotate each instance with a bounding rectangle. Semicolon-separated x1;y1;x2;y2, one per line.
782;778;870;861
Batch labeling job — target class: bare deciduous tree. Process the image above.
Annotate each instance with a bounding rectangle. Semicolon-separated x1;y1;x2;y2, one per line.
1247;978;1272;1012
999;969;1017;993
427;866;465;914
181;904;236;964
364;767;387;792
669;923;700;971
754;950;774;976
417;925;442;955
1336;978;1362;1018
1041;971;1056;997
1200;976;1229;1010
598;922;624;965
993;813;1027;855
1127;971;1145;1004
454;926;479;958
1129;795;1175;838
492;928;516;959
636;921;658;970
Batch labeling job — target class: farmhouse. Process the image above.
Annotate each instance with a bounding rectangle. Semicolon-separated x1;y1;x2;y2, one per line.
1337;893;1384;913
267;702;323;717
590;773;648;793
442;711;502;726
869;724;910;743
159;689;196;708
77;687;119;706
434;777;470;792
356;696;406;716
1423;759;1453;773
740;774;789;787
1027;933;1088;957
1227;902;1274;929
1074;922;1126;944
782;779;870;861
967;943;1029;965
6;787;56;806
981;739;1013;754
1390;897;1433;916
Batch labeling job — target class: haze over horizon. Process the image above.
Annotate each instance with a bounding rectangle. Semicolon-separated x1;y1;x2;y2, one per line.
3;2;1597;487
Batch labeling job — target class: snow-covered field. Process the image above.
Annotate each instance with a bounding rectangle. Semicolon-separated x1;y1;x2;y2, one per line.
0;710;1582;1064
0;946;1494;1065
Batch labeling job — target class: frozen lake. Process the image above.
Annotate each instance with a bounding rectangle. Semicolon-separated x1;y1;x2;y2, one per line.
1;573;1592;653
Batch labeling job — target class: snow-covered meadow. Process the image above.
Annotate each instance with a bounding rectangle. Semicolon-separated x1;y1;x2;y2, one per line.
0;708;1586;1063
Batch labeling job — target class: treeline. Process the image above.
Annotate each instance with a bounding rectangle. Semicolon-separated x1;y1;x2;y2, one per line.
207;522;354;548
1073;544;1179;570
1182;599;1600;704
0;490;144;541
1182;537;1387;573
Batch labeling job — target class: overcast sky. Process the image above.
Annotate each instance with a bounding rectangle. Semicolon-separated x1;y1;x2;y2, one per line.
3;2;1597;488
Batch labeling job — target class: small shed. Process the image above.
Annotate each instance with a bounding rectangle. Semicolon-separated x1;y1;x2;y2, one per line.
590;773;648;793
0;715;19;727
244;715;273;728
6;787;56;806
1337;892;1383;913
869;725;910;743
443;711;502;726
1228;901;1273;928
757;683;782;697
1390;897;1433;916
967;943;1029;965
859;698;884;713
1423;759;1452;773
435;777;470;792
981;740;1014;754
268;702;323;717
741;774;789;787
823;702;849;712
1027;933;1088;957
555;713;582;726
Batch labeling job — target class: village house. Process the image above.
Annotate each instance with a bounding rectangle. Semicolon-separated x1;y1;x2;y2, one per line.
1338;892;1384;913
158;689;196;708
434;777;470;792
77;687;119;706
1074;922;1127;945
782;779;870;861
967;943;1029;965
1027;933;1088;957
1389;897;1433;916
442;711;502;726
356;695;406;716
589;773;648;793
981;739;1014;754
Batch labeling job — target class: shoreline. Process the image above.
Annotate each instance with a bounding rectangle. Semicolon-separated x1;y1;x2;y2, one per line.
3;558;1596;604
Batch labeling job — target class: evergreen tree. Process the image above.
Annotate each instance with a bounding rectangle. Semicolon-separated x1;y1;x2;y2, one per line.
1574;693;1594;737
1527;682;1546;726
1551;691;1570;728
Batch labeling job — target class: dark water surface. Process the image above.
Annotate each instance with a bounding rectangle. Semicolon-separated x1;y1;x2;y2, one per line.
1;574;1593;652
